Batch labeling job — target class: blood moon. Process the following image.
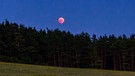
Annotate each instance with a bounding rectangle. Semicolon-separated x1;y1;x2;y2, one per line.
58;17;64;24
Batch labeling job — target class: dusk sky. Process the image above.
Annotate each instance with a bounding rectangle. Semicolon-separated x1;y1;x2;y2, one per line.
0;0;135;37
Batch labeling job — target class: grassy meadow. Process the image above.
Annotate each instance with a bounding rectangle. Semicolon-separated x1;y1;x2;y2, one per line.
0;62;135;76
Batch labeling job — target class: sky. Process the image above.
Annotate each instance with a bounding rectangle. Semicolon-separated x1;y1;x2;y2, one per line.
0;0;135;37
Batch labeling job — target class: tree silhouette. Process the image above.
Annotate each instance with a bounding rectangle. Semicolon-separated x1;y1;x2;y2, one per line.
0;20;135;71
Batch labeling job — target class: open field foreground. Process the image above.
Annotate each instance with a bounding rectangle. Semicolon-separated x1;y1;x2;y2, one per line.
0;62;135;76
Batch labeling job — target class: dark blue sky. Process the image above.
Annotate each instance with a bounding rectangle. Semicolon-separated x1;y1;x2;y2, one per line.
0;0;135;36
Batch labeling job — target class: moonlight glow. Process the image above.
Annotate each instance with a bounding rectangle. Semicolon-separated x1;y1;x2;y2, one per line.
58;17;64;24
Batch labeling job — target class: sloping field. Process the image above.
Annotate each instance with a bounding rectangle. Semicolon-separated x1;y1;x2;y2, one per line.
0;62;135;76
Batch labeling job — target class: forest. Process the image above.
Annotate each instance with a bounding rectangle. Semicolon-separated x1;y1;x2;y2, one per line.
0;20;135;71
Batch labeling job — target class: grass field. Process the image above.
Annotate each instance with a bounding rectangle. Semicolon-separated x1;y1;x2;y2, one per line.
0;62;135;76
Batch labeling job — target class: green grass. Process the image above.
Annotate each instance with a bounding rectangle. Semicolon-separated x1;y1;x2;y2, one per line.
0;62;135;76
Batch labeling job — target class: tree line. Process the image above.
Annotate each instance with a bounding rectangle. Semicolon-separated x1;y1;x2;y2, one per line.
0;20;135;71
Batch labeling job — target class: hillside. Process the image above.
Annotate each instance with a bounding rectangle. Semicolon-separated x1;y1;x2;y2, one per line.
0;62;135;76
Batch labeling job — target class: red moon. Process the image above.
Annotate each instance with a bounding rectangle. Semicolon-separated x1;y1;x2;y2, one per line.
58;17;64;24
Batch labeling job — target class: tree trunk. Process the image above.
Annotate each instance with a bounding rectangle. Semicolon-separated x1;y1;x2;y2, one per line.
53;54;56;66
131;50;134;71
103;51;106;69
113;52;116;70
118;52;122;71
76;51;79;68
58;52;61;67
